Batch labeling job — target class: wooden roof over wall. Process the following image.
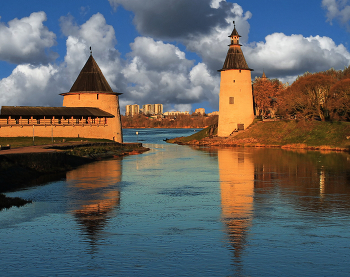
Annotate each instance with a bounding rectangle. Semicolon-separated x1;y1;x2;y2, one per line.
0;106;114;117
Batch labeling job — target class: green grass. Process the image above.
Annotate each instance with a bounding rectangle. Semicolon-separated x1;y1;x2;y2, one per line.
234;120;350;149
168;120;350;150
0;137;112;148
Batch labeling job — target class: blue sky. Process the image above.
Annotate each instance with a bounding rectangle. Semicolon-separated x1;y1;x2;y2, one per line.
0;0;349;113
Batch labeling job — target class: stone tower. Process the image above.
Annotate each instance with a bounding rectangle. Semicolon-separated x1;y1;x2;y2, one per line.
217;22;254;137
61;54;123;142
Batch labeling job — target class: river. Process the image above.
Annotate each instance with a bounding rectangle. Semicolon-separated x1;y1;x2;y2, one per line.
1;128;350;276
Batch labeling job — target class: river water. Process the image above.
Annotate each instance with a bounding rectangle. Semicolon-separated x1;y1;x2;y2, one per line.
1;128;350;276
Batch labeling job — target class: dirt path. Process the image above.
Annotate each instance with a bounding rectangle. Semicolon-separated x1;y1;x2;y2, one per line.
0;145;58;155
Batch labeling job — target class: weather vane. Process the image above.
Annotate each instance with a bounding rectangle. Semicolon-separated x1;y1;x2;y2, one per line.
90;46;92;55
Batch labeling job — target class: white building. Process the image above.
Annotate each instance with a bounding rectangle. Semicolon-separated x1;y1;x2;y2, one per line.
142;104;163;115
163;111;190;116
125;104;140;116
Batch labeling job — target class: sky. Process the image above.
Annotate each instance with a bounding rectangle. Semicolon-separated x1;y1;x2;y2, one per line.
0;0;350;114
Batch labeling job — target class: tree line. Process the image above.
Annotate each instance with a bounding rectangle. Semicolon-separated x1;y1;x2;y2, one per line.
253;67;350;121
121;114;218;128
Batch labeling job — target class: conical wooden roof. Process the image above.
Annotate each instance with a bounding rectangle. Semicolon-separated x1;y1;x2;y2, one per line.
69;55;114;93
220;46;251;71
219;24;252;71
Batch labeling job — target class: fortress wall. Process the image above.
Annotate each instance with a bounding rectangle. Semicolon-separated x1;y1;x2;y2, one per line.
0;124;117;140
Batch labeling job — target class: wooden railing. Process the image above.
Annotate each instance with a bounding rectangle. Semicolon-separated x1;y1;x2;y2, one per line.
0;117;108;127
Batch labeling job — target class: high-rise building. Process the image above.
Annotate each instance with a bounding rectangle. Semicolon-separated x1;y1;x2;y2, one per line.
195;108;205;115
142;104;163;115
125;104;140;116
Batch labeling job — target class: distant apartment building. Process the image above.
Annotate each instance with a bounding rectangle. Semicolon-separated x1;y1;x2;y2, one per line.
142;104;163;115
125;104;140;116
163;111;190;116
208;111;219;116
195;108;205;115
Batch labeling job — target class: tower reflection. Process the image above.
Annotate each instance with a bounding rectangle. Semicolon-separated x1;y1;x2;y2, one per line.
66;159;122;252
218;148;254;271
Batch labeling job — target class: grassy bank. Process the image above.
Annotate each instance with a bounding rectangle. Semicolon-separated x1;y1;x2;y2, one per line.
236;120;350;150
168;120;350;151
0;137;111;148
0;139;149;210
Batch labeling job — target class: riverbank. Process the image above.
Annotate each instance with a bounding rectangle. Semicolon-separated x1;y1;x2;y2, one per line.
0;141;149;209
167;120;350;152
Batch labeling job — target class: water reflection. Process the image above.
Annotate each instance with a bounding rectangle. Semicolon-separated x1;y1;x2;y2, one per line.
66;159;122;252
252;149;350;213
209;146;350;275
218;149;254;273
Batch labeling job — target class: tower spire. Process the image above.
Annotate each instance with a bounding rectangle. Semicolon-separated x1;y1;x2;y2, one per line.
219;22;252;71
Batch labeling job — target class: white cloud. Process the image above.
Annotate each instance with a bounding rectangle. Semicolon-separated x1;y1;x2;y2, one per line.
210;0;225;9
60;13;124;91
0;13;123;109
244;32;350;83
108;0;252;74
0;13;221;113
2;3;349;114
0;12;57;64
173;104;192;112
0;64;60;107
128;37;194;72
121;37;221;111
322;0;350;27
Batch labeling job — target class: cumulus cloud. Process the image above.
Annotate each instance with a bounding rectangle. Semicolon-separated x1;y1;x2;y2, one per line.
109;0;232;39
109;0;350;85
0;12;57;64
0;13;124;109
120;37;220;111
184;5;251;73
109;0;251;74
127;37;194;72
245;33;350;83
0;12;220;113
0;64;61;106
322;0;350;26
2;3;350;114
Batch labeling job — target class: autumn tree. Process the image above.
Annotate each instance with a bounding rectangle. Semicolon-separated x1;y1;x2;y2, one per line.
278;73;336;121
328;79;350;120
253;78;284;118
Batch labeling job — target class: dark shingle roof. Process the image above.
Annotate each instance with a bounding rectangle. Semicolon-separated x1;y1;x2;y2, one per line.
229;26;241;38
0;106;114;117
219;24;253;71
69;55;114;93
220;46;252;71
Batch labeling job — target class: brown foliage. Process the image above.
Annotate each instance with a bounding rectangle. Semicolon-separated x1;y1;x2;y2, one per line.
278;72;337;120
328;79;350;120
253;78;283;117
